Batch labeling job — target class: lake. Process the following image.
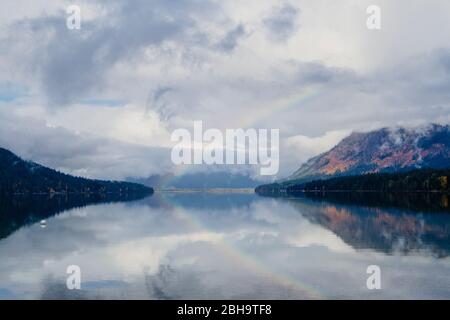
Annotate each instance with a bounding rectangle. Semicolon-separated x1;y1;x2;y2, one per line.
0;191;449;299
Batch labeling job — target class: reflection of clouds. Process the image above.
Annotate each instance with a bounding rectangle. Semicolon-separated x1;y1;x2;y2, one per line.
0;194;449;299
285;227;354;253
249;200;354;253
106;232;223;276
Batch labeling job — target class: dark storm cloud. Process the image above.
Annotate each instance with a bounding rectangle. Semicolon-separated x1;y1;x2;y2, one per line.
263;3;299;41
215;24;246;53
5;0;221;106
146;86;176;121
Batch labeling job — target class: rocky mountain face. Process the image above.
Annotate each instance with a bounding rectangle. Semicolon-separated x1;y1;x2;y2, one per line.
288;124;450;183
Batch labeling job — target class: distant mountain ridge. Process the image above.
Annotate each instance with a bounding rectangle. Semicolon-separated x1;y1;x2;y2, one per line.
289;124;450;183
130;171;262;189
0;147;153;195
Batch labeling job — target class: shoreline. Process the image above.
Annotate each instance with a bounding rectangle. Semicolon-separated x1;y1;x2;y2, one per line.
155;188;255;194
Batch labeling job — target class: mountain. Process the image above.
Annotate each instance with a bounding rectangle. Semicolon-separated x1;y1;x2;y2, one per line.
130;171;262;189
255;124;450;194
289;124;450;183
0;147;153;195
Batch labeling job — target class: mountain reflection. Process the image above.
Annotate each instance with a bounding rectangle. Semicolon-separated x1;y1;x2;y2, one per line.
0;193;150;240
285;192;450;257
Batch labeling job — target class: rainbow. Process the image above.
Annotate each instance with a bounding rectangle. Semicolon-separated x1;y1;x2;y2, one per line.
157;192;326;299
233;84;324;128
160;84;324;188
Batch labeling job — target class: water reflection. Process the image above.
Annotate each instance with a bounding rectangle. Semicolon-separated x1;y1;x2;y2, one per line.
0;192;449;299
285;193;450;257
290;191;450;213
0;193;150;240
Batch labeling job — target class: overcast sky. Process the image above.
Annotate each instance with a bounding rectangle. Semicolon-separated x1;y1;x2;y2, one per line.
1;0;450;180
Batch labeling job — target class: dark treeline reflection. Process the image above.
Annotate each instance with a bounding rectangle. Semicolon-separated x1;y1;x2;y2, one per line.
285;192;450;257
0;193;150;240
291;191;450;213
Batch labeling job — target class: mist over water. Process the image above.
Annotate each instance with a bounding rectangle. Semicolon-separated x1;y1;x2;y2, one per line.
0;192;449;299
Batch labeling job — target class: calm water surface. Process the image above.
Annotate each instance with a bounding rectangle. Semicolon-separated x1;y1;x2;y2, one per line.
0;192;449;299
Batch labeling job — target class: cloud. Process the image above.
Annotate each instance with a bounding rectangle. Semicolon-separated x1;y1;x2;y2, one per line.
215;24;247;53
1;0;450;180
0;107;174;180
146;86;176;121
2;0;222;106
263;3;299;41
280;130;351;176
286;130;351;159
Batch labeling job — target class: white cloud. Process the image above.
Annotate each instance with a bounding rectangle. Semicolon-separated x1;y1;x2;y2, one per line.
286;130;351;161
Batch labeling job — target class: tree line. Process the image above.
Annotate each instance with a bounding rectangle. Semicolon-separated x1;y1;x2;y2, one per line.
288;168;450;193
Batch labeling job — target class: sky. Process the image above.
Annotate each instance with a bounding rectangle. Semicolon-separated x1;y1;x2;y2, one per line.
0;0;450;180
